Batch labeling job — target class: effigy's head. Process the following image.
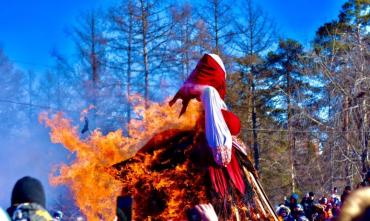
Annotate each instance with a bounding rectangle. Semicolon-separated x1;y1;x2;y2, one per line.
207;53;226;77
187;53;227;99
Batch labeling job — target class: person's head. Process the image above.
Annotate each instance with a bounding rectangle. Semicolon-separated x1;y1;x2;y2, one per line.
327;202;333;209
319;197;328;205
333;187;338;193
339;187;370;221
12;202;52;221
293;204;305;217
10;176;46;207
277;205;290;217
290;193;299;204
332;197;340;207
52;210;63;220
309;191;315;200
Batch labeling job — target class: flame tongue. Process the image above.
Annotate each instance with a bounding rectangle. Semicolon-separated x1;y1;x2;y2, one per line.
40;96;201;221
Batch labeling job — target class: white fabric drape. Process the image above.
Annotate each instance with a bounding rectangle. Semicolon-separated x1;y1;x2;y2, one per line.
208;54;226;77
201;86;232;166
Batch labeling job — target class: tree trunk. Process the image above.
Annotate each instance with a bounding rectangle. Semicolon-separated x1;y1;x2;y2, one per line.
213;0;219;54
286;66;295;192
328;92;334;190
28;71;33;122
126;1;133;135
90;15;98;127
361;98;368;175
140;0;150;108
251;71;259;171
247;0;260;172
343;96;352;186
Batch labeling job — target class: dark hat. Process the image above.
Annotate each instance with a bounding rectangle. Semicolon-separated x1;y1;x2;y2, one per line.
309;191;315;197
11;176;46;207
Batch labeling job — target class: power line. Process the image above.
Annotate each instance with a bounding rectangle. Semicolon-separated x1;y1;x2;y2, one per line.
0;98;368;134
243;128;369;134
0;98;78;114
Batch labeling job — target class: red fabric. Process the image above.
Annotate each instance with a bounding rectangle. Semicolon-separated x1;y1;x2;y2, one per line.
208;165;228;197
208;150;245;197
225;149;245;195
186;54;226;99
221;110;241;136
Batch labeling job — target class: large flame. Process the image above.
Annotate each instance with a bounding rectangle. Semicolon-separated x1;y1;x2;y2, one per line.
40;95;201;221
115;128;210;220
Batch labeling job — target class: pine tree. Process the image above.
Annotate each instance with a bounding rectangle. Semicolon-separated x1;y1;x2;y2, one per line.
232;0;276;171
265;39;315;192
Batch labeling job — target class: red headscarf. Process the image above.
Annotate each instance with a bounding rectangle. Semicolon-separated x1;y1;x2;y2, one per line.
170;54;240;135
186;54;226;99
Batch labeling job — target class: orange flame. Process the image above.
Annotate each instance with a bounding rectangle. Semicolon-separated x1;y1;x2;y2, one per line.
40;95;202;221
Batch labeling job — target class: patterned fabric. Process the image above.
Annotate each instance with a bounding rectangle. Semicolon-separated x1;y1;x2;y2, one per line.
12;203;52;221
210;145;231;167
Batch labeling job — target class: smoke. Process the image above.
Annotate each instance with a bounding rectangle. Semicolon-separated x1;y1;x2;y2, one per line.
0;114;70;210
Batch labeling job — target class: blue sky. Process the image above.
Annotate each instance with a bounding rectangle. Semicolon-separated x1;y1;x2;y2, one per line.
0;0;115;71
0;0;347;72
257;0;347;44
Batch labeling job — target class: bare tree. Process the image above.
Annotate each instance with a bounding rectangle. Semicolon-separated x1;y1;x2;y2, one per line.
128;0;174;105
196;0;234;57
232;0;276;171
108;0;138;132
0;49;26;136
72;10;108;127
164;2;213;86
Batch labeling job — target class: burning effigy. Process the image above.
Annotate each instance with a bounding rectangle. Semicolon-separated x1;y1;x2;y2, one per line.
113;129;276;220
41;54;277;221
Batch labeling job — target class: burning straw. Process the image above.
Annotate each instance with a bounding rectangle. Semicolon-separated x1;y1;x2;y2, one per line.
40;96;201;221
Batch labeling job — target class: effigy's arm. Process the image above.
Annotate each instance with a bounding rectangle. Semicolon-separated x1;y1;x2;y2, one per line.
169;84;234;166
169;83;203;117
201;86;232;166
168;53;233;166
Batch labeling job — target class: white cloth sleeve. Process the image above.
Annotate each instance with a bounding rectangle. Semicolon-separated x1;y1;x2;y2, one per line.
200;86;232;166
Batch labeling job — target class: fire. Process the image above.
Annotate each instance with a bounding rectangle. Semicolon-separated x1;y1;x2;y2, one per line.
40;95;202;221
116;140;210;220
